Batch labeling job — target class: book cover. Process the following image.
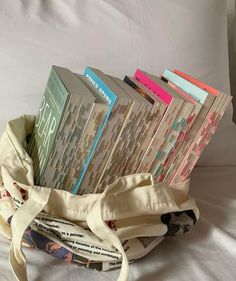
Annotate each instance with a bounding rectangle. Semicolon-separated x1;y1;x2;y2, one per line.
28;66;70;184
162;69;211;104
173;69;219;96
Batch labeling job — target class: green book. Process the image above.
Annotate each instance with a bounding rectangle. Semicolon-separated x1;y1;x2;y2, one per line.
28;66;70;183
28;65;99;188
44;74;109;192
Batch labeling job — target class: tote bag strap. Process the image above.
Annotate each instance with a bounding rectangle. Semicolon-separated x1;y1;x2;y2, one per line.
4;164;196;281
5;170;129;281
87;186;129;281
9;186;52;281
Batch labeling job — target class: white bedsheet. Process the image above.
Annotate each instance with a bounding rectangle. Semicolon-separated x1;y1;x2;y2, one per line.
1;166;236;281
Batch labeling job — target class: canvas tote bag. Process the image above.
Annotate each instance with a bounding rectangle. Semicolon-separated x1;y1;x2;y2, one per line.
0;115;199;281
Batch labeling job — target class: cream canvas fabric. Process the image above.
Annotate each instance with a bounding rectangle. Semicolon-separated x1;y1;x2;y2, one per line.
0;116;199;281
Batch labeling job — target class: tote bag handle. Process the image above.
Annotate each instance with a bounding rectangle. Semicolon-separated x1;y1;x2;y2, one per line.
5;173;129;281
9;186;52;281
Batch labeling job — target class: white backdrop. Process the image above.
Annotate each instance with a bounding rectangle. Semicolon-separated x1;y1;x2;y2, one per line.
0;0;235;166
227;0;236;123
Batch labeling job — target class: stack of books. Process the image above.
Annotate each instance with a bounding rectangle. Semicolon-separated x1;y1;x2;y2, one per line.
27;65;231;194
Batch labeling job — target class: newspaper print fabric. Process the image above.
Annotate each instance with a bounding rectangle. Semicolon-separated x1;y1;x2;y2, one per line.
7;197;197;271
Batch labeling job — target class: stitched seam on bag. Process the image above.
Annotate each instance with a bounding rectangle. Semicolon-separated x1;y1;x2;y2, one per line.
47;201;173;213
46;201;178;219
5;130;27;174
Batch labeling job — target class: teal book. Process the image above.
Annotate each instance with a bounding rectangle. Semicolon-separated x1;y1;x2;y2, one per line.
72;67;117;194
78;68;136;194
28;66;70;183
162;69;208;105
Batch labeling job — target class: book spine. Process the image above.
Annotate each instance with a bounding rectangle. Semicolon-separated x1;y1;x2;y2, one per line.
28;67;69;184
72;67;117;194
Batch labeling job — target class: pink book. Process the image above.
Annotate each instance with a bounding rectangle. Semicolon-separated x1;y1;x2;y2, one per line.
133;69;185;174
134;69;172;105
168;71;229;184
156;80;202;182
134;70;193;176
172;95;230;183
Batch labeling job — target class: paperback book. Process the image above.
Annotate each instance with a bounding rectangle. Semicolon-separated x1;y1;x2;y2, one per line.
78;68;134;194
95;75;154;192
162;70;230;184
123;76;167;176
28;65;231;195
133;69;185;174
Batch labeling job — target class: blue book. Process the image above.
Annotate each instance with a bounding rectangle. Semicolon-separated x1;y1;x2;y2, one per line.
162;69;209;105
77;67;134;194
72;67;117;193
